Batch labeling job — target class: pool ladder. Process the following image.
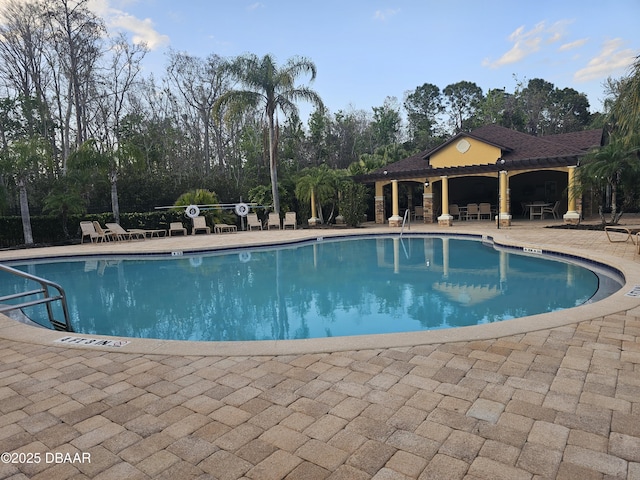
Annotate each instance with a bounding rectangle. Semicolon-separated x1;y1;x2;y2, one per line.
399;209;411;237
0;263;73;332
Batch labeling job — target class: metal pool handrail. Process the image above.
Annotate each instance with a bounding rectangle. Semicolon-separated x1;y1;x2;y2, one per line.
400;209;411;237
0;263;73;332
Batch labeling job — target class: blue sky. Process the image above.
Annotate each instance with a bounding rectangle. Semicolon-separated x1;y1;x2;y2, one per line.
34;1;640;118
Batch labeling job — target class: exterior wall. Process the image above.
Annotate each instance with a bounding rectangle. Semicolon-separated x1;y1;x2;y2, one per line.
430;138;502;169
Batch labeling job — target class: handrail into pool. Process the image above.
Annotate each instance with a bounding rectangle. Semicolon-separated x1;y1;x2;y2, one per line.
0;263;73;332
400;208;411;237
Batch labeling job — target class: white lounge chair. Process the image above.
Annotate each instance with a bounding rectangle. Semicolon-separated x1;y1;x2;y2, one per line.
80;221;106;243
214;224;237;233
168;222;187;236
92;221;116;241
191;216;211;235
283;212;297;229
106;222;144;241
246;213;263;230
267;212;281;229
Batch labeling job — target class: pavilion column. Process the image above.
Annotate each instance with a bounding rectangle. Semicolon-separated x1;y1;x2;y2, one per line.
388;179;402;227
437;176;453;226
423;180;434;223
308;188;319;226
563;165;580;225
374;182;385;224
498;170;511;227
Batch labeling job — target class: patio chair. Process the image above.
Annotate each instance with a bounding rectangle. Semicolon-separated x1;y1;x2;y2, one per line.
191;216;211;235
449;204;461;220
106;222;145;241
283;212;297;229
80;221;106;243
542;201;560;219
466;203;480;220
246;213;263;230
267;212;281;230
478;203;492;220
413;206;424;221
168;222;187;236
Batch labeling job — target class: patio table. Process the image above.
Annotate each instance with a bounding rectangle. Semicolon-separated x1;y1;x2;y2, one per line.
525;203;551;220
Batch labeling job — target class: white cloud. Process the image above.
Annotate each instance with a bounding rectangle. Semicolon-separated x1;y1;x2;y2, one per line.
559;38;589;52
574;38;637;82
483;23;544;68
246;2;264;11
373;9;399;21
0;0;168;50
87;0;169;50
483;20;576;69
108;12;169;49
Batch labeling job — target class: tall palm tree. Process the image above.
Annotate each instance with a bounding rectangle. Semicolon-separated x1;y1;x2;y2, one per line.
610;55;640;142
214;54;323;214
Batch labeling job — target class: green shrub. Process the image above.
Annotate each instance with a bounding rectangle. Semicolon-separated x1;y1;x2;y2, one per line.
339;182;368;227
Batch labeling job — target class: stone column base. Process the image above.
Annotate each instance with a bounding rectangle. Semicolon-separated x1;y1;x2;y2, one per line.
308;217;320;226
496;214;512;228
437;214;453;227
563;211;580;225
388;215;402;227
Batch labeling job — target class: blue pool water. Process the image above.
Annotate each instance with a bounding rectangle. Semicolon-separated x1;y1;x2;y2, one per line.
0;236;622;341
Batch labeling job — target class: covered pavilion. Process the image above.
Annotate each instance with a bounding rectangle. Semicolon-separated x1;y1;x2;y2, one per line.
356;125;604;227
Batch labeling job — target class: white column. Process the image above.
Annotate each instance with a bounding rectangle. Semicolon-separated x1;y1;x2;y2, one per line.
437;176;453;226
563;165;580;224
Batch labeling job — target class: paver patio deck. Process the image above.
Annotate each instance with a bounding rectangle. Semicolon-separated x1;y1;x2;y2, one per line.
1;219;639;479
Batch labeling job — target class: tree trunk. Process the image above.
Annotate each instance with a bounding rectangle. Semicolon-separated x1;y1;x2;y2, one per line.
18;178;33;245
202;108;211;174
267;114;280;214
110;171;120;224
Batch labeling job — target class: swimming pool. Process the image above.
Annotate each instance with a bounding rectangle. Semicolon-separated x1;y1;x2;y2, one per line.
0;235;623;342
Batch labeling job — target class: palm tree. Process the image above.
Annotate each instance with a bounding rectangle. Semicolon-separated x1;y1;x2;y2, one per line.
610;55;640;142
43;177;86;238
577;137;640;225
295;164;339;225
6;136;50;245
173;189;231;225
213;54;324;214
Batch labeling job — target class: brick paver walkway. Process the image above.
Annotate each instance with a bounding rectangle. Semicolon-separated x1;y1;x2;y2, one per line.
1;220;639;479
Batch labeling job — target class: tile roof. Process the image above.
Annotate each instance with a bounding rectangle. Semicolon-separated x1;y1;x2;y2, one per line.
359;125;603;182
469;125;603;161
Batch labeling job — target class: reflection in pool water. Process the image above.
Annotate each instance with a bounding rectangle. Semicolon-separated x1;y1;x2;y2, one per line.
0;236;621;341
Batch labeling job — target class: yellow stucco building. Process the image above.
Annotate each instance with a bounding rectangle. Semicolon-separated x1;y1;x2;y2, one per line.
357;125;603;227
